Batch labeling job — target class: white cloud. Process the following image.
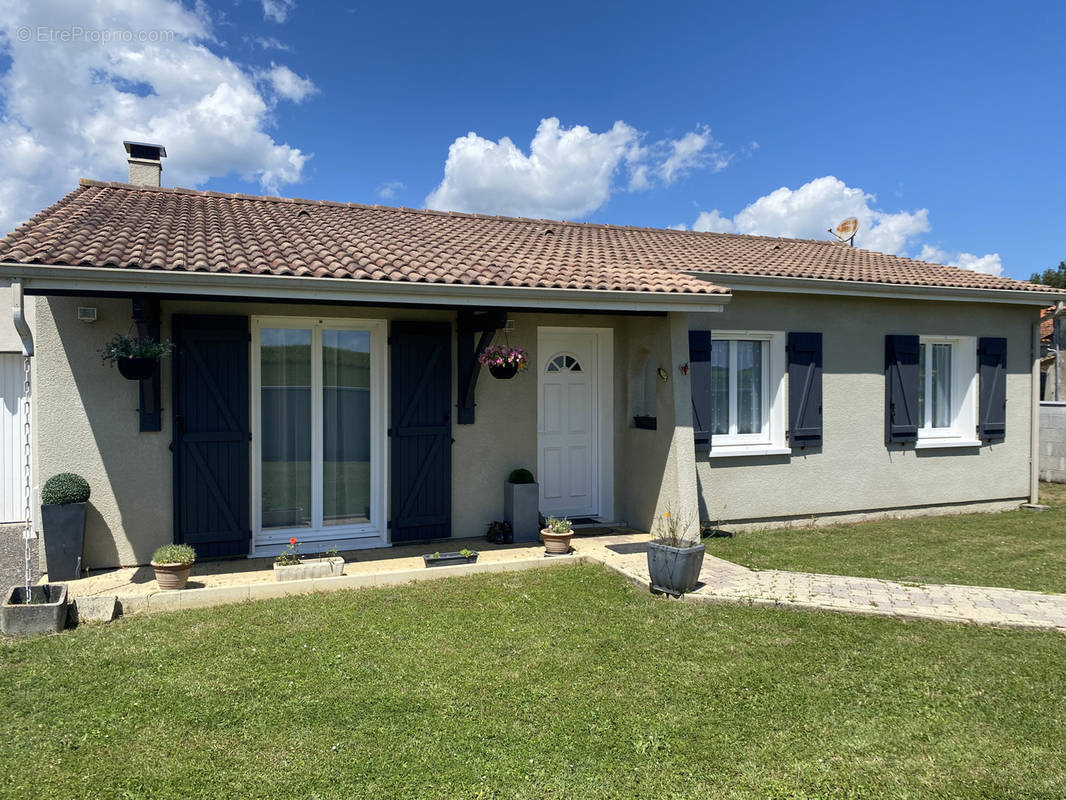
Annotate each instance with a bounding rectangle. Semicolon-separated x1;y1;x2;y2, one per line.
245;35;292;52
376;180;405;200
260;64;317;103
426;117;643;219
681;176;931;255
918;245;1003;276
426;118;733;219
261;0;295;23
0;0;312;234
659;125;728;184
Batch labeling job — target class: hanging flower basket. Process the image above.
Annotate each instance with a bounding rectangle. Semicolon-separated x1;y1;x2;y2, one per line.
117;357;157;380
489;363;519;379
479;344;528;379
100;334;173;381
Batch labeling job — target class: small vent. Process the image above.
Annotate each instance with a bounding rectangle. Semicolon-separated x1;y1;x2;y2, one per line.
77;306;97;322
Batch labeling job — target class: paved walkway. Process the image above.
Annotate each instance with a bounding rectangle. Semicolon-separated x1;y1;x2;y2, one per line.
590;536;1066;633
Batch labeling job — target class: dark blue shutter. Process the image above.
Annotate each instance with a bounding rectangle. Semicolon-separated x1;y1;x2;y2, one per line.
788;332;822;448
978;337;1007;441
172;315;250;558
391;322;452;543
689;330;712;451
885;334;920;444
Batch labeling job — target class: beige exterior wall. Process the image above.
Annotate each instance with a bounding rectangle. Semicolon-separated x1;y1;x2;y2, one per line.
692;292;1038;526
35;296;686;569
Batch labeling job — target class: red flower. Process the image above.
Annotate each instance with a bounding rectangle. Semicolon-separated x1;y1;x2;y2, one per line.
289;537;298;545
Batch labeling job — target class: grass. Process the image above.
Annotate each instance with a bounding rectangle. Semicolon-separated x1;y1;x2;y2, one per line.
704;482;1066;594
2;564;1065;799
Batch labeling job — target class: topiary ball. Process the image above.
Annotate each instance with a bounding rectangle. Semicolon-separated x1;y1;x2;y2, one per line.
508;468;536;484
41;473;91;505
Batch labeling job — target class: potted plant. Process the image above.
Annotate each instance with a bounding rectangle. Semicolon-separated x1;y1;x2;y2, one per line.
272;539;344;581
151;544;196;590
423;548;479;567
646;509;705;596
1;584;69;636
504;468;540;543
540;517;573;555
40;473;90;581
100;333;173;380
478;344;529;379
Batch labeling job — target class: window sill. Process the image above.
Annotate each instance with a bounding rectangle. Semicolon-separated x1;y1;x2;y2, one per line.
706;446;791;459
914;439;982;450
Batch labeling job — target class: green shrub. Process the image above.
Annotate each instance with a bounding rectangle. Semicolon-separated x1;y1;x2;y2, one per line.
40;473;90;505
508;468;536;484
152;544;196;566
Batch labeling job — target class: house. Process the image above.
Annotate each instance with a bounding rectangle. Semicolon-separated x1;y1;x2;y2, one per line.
0;143;1059;572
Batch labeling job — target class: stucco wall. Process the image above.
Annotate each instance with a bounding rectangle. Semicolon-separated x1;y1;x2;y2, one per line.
691;293;1038;525
35;296;679;568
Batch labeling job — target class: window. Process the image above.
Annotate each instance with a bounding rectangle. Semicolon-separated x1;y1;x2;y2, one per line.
915;336;978;448
707;331;787;455
253;317;386;552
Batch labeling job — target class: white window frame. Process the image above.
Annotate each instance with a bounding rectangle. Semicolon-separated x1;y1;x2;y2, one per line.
915;335;980;449
707;330;788;458
250;316;388;556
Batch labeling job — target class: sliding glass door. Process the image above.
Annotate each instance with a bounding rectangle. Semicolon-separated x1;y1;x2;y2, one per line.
252;318;386;552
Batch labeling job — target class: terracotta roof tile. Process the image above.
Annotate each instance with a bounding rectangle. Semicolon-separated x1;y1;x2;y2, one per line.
0;180;1056;298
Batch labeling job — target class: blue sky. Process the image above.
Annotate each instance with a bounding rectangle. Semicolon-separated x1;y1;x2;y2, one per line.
0;0;1063;280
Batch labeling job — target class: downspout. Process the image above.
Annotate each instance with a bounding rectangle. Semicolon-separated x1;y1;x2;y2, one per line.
1030;318;1041;505
11;277;33;356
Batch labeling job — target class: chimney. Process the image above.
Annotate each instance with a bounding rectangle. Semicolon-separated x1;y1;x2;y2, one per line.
123;141;166;187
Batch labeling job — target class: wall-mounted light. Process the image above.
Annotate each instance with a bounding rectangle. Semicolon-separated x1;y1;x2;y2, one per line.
77;307;97;323
657;367;668;382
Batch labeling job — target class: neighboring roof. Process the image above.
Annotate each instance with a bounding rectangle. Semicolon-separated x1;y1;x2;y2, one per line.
1042;307;1055;341
0;179;1057;298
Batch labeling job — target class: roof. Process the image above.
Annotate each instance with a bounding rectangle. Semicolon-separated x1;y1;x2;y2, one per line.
1042;307;1055;341
0;179;1057;298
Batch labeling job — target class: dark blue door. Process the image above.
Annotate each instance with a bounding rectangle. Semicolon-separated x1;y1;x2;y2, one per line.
172;315;250;558
391;322;452;543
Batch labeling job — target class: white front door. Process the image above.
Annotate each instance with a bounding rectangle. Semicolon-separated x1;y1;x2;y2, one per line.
538;330;598;518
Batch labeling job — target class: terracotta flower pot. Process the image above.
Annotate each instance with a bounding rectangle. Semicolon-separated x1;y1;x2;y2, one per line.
541;529;573;555
151;561;192;590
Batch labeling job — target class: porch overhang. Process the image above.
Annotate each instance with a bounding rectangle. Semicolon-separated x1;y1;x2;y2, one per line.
0;262;731;314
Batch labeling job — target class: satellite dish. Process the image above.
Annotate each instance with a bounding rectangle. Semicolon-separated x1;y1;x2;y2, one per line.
829;217;859;244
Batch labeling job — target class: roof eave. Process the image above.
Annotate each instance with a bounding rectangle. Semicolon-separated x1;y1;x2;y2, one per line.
684;270;1062;306
0;262;731;314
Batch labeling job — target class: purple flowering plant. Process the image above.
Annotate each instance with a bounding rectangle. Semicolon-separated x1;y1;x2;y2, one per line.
478;344;529;372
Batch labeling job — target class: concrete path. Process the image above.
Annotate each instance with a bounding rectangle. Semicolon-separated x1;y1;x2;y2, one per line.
589;536;1066;633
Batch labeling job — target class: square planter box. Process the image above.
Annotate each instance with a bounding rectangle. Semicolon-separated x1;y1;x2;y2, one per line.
647;541;706;596
273;556;344;582
2;584;69;636
41;502;87;581
423;551;479;568
505;482;540;543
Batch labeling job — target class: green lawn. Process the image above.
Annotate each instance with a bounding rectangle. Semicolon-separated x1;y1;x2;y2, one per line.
705;483;1066;594
3;565;1065;799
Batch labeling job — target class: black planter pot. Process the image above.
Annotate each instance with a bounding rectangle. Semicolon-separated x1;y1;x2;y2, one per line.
488;363;519;379
117;357;157;380
423;551;479;568
646;540;705;596
40;502;87;581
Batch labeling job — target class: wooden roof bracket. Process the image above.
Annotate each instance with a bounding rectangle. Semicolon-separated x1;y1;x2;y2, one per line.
456;308;507;424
